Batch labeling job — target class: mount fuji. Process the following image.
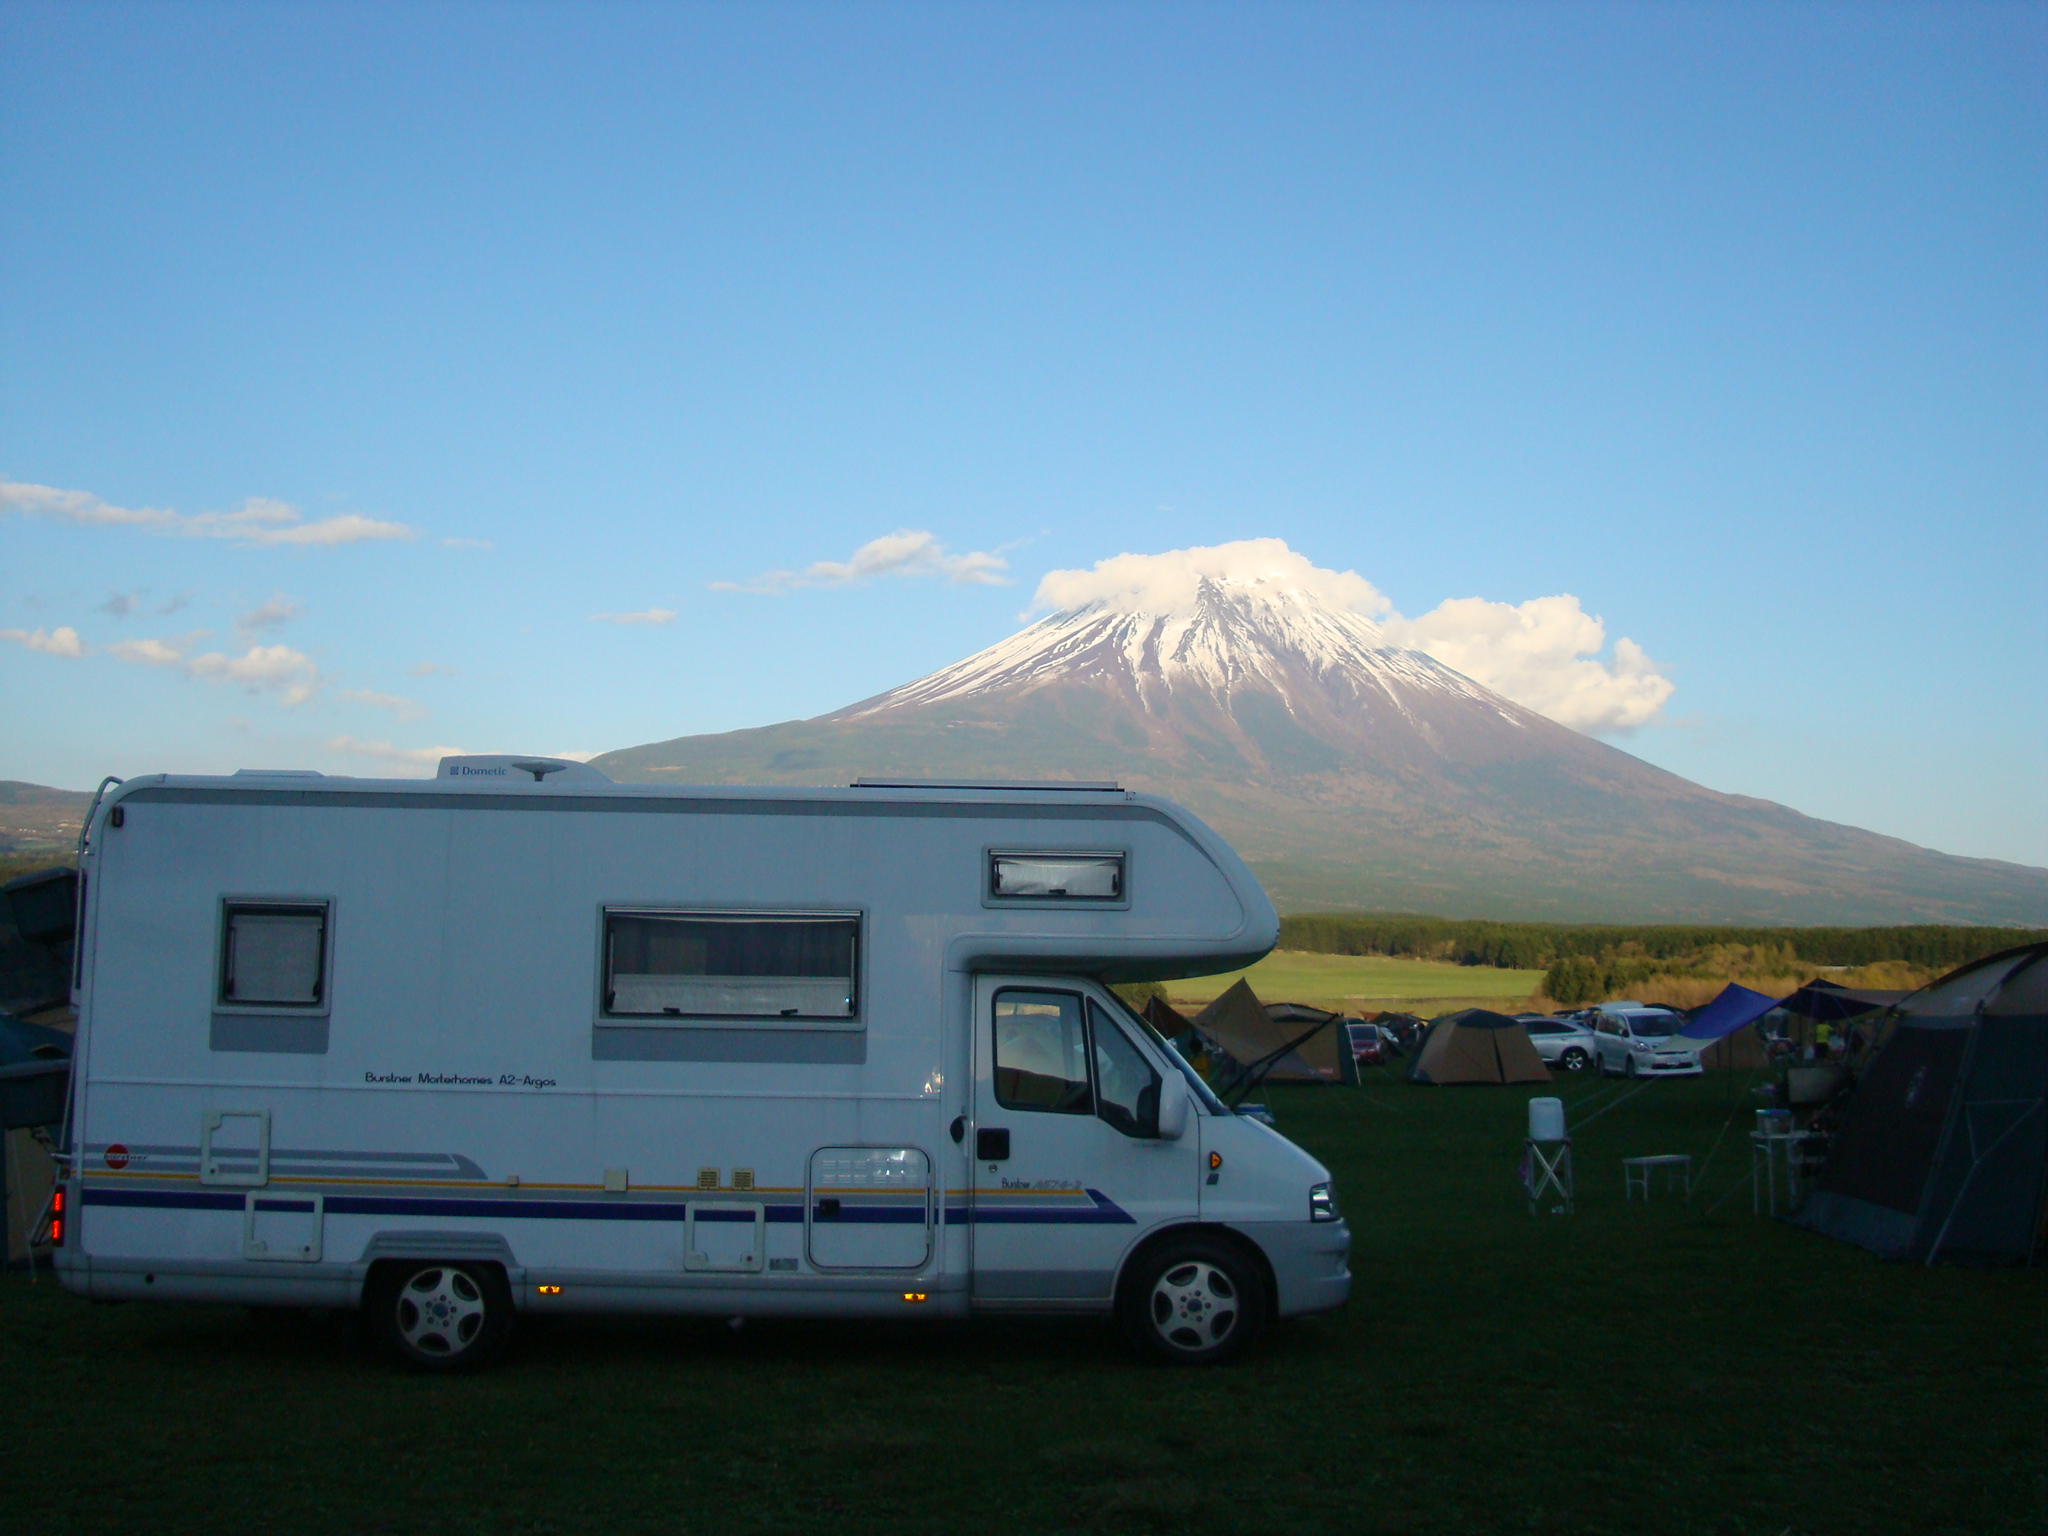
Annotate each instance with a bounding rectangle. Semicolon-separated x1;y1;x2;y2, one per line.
594;567;2048;924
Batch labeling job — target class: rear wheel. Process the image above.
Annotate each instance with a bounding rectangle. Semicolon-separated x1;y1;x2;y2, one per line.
1559;1047;1590;1073
1120;1236;1266;1366
370;1261;513;1373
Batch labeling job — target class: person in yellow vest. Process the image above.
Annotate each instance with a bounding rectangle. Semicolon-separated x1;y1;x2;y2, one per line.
1814;1020;1834;1060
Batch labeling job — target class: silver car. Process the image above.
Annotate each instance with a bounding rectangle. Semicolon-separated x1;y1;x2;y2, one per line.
1517;1014;1598;1074
1591;1006;1704;1078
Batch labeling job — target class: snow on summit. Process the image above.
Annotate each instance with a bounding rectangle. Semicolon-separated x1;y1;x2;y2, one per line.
844;539;1667;735
851;543;1495;719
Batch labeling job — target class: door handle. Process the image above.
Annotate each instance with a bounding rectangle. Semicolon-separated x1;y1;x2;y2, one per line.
976;1127;1010;1161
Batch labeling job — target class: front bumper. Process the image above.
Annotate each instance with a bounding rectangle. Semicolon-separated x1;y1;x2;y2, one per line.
1231;1219;1351;1318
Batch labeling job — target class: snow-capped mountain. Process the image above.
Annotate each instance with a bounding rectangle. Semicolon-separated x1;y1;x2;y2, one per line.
844;574;1512;725
595;577;2048;924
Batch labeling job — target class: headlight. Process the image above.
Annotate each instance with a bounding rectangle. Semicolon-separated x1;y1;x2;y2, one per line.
1309;1182;1339;1223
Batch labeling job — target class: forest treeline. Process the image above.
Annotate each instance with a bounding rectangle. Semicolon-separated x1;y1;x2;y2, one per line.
1277;914;2047;1006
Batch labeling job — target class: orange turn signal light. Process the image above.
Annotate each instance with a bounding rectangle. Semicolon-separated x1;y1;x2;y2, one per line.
901;1292;928;1304
536;1284;562;1295
1208;1151;1223;1171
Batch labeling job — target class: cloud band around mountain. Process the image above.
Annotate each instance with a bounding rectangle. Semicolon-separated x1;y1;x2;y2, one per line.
1030;538;1674;736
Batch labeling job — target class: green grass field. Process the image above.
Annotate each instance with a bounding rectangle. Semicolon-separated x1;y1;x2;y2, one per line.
1167;949;1547;1014
4;1073;2041;1535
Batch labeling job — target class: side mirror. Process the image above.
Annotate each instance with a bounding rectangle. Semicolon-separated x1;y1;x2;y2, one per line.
1156;1076;1190;1141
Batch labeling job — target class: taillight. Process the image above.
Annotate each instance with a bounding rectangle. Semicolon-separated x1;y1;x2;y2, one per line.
47;1185;65;1247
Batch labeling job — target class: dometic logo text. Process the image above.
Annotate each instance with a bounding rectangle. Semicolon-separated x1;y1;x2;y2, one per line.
447;765;509;776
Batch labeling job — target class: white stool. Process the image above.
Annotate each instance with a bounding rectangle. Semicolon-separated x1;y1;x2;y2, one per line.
1525;1137;1574;1215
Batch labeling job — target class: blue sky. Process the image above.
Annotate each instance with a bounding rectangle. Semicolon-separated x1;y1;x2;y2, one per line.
3;2;2043;866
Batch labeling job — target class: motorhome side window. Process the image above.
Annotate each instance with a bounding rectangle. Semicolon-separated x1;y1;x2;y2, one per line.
218;902;328;1008
987;851;1124;902
603;910;859;1022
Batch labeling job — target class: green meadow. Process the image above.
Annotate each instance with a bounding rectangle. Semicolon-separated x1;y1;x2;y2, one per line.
5;1072;2037;1535
1166;950;1548;1014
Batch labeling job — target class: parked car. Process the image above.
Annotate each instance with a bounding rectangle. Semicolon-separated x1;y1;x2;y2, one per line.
1343;1021;1387;1067
1590;1006;1704;1078
1517;1014;1597;1073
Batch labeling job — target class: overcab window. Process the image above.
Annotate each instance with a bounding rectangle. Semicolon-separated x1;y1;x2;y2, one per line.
604;910;859;1023
987;851;1125;903
219;902;329;1009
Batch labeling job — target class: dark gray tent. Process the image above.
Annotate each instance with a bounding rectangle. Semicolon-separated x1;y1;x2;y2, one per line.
1795;944;2048;1265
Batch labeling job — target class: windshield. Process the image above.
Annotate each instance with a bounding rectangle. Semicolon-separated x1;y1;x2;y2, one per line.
1109;990;1229;1116
1627;1015;1681;1039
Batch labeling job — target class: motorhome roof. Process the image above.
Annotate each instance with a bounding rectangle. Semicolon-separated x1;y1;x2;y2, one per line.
851;778;1122;792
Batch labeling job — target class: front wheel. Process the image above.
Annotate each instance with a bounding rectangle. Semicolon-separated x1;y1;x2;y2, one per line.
1120;1236;1267;1366
1625;1055;1639;1080
1559;1047;1591;1073
370;1261;513;1372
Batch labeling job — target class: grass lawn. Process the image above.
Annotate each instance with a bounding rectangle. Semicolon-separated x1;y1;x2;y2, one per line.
1167;949;1547;1015
4;1073;2041;1535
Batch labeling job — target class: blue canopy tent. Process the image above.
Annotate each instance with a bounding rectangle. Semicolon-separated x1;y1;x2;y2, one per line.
1673;984;1782;1045
1665;984;1784;1069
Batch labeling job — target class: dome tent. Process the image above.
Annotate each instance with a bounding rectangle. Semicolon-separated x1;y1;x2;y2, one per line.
1406;1009;1551;1086
1795;943;2048;1265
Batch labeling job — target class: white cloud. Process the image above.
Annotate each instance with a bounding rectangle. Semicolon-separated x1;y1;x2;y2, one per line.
185;643;322;705
1388;595;1676;735
1029;538;1675;736
328;736;465;768
107;633;204;667
0;625;86;658
1;478;416;547
714;529;1009;595
1030;537;1390;619
338;687;427;721
236;593;303;635
591;608;678;626
409;661;458;677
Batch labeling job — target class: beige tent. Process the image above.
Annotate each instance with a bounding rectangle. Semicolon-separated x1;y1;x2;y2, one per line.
1193;980;1341;1086
1407;1008;1552;1085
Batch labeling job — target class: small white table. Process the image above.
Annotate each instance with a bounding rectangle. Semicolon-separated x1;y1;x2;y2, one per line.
1751;1131;1821;1215
1623;1153;1693;1201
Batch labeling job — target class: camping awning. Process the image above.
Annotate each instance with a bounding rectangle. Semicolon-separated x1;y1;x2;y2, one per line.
1672;983;1782;1044
1782;981;1910;1023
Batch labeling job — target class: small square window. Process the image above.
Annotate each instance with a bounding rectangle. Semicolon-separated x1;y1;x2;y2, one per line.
987;851;1125;903
220;903;328;1008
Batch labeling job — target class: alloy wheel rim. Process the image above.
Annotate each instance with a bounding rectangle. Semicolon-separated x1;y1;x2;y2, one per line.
1148;1260;1239;1353
396;1267;486;1356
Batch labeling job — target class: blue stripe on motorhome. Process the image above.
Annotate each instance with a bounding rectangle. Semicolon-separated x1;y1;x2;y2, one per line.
84;1186;1133;1224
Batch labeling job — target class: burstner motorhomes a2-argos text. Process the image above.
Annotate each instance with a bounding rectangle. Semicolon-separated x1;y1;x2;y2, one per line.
51;759;1349;1368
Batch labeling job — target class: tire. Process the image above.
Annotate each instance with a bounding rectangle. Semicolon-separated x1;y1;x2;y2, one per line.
1625;1056;1639;1081
1120;1235;1267;1366
1559;1047;1590;1073
369;1261;513;1373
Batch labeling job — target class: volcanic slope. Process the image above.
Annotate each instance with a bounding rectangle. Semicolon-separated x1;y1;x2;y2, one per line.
594;578;2048;923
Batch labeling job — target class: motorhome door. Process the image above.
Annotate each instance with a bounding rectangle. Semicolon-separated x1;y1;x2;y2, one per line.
969;976;1198;1304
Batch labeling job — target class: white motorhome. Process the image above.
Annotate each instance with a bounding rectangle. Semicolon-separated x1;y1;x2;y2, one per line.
52;759;1349;1368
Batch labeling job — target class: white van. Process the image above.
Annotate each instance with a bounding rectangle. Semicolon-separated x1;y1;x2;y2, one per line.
51;759;1350;1368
